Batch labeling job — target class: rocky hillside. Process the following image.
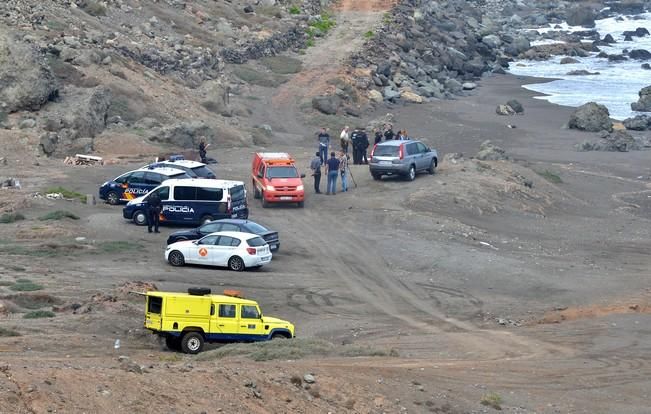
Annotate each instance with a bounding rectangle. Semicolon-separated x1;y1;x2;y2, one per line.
2;0;650;158
0;0;331;158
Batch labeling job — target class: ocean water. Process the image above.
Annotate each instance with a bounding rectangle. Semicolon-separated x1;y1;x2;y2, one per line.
508;12;651;120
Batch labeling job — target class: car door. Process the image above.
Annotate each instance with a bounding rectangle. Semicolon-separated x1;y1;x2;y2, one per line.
124;171;148;200
238;304;265;337
212;235;239;266
191;235;219;265
211;303;240;339
149;185;170;222
415;142;430;170
198;222;222;237
405;142;421;169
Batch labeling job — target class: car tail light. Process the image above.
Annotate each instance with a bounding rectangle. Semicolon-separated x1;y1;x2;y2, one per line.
370;144;377;158
399;144;404;160
246;247;256;255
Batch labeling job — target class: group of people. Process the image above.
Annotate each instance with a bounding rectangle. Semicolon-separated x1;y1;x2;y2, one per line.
373;123;409;144
309;149;349;195
310;123;412;195
339;126;369;165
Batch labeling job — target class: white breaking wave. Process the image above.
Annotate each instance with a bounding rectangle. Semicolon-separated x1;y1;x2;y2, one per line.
509;13;651;120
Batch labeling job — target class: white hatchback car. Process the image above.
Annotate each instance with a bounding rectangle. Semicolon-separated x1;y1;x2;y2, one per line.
165;231;272;271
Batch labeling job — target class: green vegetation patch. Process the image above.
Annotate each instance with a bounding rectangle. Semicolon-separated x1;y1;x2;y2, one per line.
0;243;77;258
288;5;301;14
261;56;303;75
364;30;375;39
24;310;55;319
38;210;80;221
481;392;503;410
536;170;563;184
197;338;398;362
44;187;86;202
97;241;142;253
9;280;44;292
6;293;62;310
0;327;20;337
0;213;26;224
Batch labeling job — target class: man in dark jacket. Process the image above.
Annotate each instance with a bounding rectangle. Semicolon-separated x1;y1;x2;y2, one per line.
357;129;370;164
147;191;162;233
374;128;382;145
350;128;361;165
383;124;394;141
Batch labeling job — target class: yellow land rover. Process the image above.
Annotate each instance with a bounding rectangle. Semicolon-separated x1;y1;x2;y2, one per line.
144;288;295;354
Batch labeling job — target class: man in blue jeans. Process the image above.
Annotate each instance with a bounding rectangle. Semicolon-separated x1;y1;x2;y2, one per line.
317;127;330;163
325;152;340;195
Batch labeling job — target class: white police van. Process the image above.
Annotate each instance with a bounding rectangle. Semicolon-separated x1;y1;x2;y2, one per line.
122;178;249;226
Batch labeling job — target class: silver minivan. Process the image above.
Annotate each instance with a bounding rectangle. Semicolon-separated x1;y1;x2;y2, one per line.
369;140;438;181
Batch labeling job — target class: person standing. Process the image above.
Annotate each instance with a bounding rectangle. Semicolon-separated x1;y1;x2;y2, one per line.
146;190;162;233
339;126;350;155
359;129;369;164
338;151;348;192
317;127;330;163
350;127;361;165
325;152;340;195
309;151;322;194
198;138;210;164
384;124;395;141
374;128;382;145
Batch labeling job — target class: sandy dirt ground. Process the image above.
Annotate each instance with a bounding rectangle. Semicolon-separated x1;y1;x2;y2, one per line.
2;71;651;413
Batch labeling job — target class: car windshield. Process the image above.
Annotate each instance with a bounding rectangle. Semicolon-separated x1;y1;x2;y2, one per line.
192;166;216;178
373;146;399;157
245;222;268;234
229;185;246;201
246;236;267;247
267;166;298;179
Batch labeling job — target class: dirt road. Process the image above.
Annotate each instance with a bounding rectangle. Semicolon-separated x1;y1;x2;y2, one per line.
2;71;651;412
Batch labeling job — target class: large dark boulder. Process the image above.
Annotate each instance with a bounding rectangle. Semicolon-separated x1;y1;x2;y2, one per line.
623;114;651;130
0;29;59;112
566;6;596;28
311;95;341;115
148;122;215;148
631;85;651;112
629;49;651;60
568;102;613;132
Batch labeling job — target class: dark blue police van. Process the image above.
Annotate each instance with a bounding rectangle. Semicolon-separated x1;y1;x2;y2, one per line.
122;178;249;226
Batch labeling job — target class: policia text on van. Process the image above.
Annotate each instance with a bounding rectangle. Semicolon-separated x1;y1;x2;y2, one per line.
123;178;248;226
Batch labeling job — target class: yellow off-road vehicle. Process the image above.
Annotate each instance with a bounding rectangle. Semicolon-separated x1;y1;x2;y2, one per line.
144;288;295;354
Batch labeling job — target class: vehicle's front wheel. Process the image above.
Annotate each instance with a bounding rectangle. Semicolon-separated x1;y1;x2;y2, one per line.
200;215;213;225
428;159;437;175
271;332;289;340
253;183;261;199
371;173;381;181
168;250;185;267
261;193;269;208
181;332;204;354
133;210;147;226
297;201;304;208
228;256;245;271
165;335;181;351
406;165;416;181
107;191;119;205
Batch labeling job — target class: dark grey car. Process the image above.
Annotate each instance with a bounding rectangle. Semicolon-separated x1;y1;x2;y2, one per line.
369;140;438;181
